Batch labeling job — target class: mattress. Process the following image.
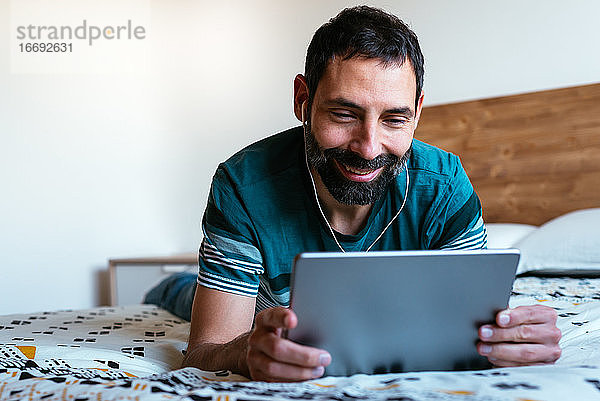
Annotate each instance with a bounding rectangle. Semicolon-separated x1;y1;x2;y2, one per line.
2;276;600;400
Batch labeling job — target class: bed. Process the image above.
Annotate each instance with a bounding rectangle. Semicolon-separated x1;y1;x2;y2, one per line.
2;272;600;400
2;84;600;400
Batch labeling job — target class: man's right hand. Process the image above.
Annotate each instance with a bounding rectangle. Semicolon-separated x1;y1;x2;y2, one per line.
246;307;331;382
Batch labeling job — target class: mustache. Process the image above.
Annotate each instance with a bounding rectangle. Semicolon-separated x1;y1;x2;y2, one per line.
323;148;399;170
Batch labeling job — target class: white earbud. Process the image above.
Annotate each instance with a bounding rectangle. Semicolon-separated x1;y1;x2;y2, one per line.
301;100;308;128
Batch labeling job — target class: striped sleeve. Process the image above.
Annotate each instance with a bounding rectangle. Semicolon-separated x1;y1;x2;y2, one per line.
439;214;488;250
425;156;488;250
197;166;264;297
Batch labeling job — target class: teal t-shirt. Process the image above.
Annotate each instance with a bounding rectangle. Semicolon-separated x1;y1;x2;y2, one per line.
198;127;487;312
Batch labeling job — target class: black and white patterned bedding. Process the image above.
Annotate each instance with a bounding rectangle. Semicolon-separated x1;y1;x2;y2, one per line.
2;276;600;400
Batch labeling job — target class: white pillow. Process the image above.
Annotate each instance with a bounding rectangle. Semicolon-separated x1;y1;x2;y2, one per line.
485;223;538;249
514;208;600;275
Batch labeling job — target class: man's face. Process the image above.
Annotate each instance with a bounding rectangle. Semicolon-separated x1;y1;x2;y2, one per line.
303;57;423;205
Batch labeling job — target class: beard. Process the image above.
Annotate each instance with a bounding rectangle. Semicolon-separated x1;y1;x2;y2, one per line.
304;124;411;206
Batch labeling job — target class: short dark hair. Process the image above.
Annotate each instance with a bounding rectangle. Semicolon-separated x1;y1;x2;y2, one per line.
305;6;424;112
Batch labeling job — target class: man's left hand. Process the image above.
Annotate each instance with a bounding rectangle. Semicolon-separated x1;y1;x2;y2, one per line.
477;305;562;366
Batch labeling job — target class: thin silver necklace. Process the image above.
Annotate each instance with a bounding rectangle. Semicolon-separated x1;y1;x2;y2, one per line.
302;114;410;253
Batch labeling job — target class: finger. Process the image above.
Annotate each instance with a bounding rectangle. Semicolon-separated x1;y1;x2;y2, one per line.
479;324;562;344
496;305;558;328
488;358;556;368
249;331;331;368
477;342;562;364
255;307;298;331
248;349;325;382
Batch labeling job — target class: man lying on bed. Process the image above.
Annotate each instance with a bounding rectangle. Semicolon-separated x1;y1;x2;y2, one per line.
168;6;561;382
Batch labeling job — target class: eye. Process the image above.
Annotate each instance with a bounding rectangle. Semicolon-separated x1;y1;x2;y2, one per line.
330;111;355;121
384;117;410;127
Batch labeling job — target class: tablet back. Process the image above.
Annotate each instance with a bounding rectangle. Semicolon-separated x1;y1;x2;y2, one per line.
287;249;519;376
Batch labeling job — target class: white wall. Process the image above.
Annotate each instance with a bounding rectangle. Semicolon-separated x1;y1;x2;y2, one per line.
1;0;598;314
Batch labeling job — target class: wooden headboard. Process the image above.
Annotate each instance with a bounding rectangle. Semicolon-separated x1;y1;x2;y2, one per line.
415;83;600;225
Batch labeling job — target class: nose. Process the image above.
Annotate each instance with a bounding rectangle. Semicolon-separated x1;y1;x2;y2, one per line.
348;119;382;160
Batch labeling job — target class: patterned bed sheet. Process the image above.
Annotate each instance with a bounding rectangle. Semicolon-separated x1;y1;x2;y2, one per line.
1;276;600;400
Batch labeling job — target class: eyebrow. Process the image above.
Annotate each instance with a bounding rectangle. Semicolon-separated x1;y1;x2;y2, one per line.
325;97;414;118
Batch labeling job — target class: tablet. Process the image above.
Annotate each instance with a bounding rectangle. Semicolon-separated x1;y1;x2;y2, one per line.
286;249;519;376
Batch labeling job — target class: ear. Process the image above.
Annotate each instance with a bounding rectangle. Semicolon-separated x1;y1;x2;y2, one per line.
413;90;425;130
293;74;309;122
